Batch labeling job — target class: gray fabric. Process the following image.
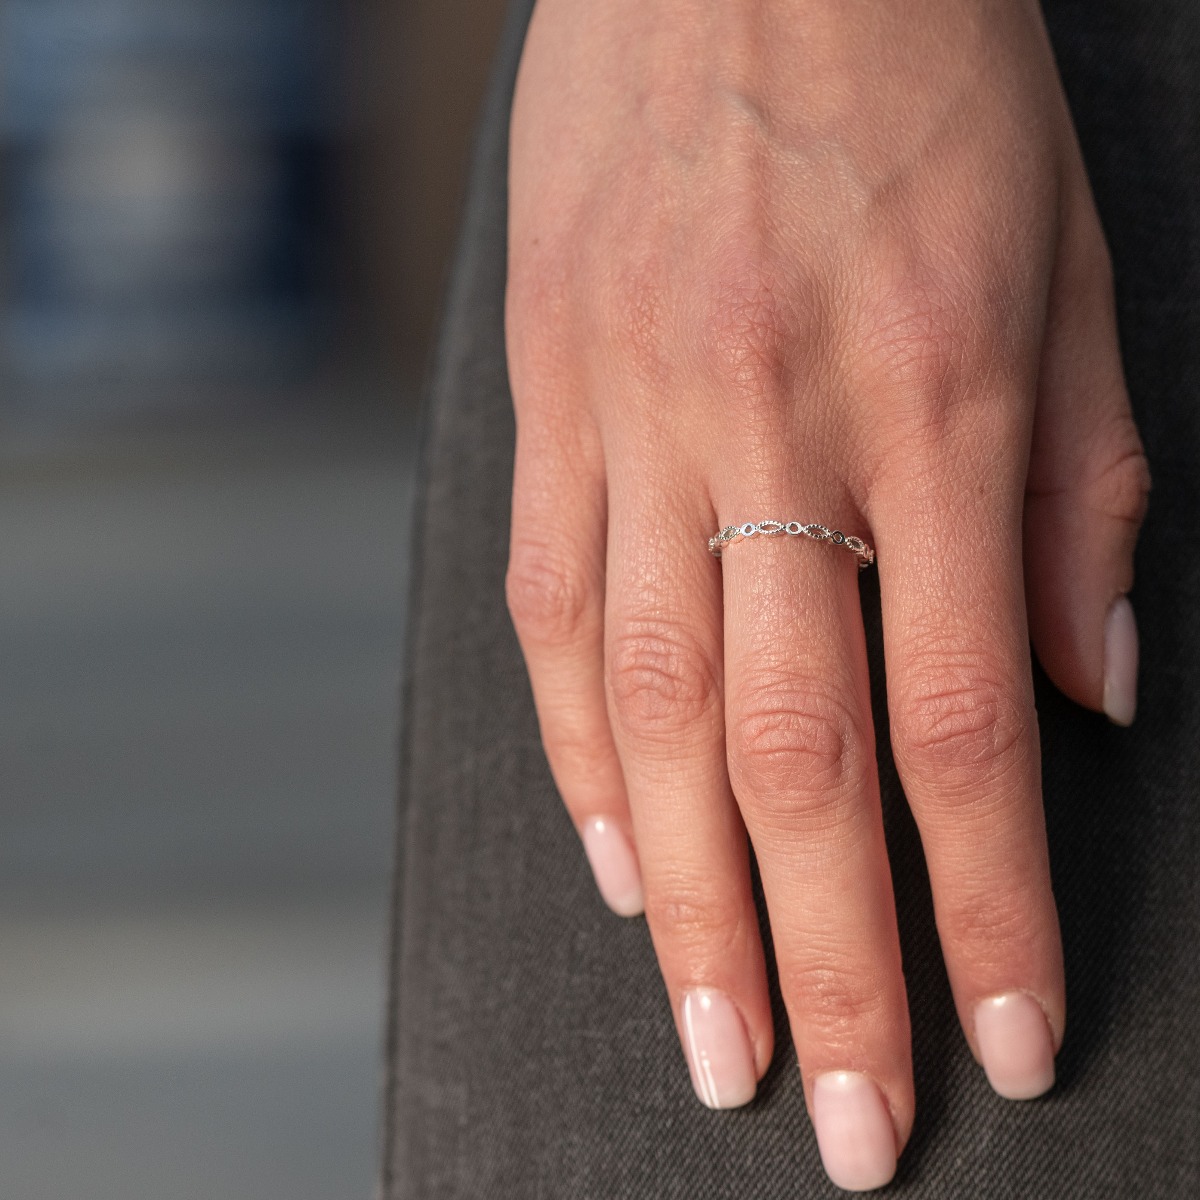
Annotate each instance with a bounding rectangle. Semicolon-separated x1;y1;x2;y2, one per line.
380;0;1200;1194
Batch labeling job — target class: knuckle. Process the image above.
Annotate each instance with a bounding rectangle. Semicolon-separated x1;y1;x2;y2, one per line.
701;272;788;401
594;253;673;388
505;542;594;645
645;878;750;963
851;271;1022;465
893;658;1030;787
729;678;862;810
856;277;977;408
542;725;609;796
785;957;890;1036
691;250;818;419
938;889;1042;973
607;623;720;737
1084;428;1152;527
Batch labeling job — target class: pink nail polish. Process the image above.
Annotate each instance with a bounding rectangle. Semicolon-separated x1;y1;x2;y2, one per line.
1103;596;1139;726
973;991;1056;1100
812;1071;898;1192
680;988;757;1109
580;817;644;916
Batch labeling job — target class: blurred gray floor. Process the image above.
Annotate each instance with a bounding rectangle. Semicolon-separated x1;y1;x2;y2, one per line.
0;390;416;1200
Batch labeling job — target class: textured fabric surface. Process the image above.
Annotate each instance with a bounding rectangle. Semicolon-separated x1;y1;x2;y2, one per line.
380;0;1200;1195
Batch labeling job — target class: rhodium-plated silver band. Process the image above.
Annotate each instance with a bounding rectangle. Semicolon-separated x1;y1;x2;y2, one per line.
708;520;875;569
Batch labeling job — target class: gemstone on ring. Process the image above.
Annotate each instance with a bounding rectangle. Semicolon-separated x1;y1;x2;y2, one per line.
708;519;875;568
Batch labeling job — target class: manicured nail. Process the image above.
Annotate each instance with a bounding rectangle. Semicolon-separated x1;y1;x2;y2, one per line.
812;1071;898;1192
580;817;644;916
680;988;757;1109
973;991;1056;1100
1103;595;1139;726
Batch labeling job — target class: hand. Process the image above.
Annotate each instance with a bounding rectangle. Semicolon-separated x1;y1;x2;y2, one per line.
504;0;1149;1188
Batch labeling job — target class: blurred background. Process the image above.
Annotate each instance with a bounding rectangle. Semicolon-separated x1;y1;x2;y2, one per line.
1;1;508;1196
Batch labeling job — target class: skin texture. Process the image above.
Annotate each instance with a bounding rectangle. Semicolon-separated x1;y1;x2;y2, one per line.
504;0;1150;1182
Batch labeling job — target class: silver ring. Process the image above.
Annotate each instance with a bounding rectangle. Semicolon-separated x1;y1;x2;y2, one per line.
708;520;875;569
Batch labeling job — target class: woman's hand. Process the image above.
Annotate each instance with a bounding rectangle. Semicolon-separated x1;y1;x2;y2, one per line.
504;0;1149;1188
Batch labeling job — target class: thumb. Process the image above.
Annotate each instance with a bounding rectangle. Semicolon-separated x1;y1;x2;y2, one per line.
1025;185;1151;726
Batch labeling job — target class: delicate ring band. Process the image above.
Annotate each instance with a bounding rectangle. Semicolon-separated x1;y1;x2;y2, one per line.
709;520;876;569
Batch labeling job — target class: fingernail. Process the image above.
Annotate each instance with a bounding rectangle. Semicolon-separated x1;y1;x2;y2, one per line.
680;988;757;1109
1103;596;1139;726
812;1071;898;1192
973;991;1056;1100
580;817;644;916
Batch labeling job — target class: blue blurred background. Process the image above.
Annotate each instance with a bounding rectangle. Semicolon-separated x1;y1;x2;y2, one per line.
0;1;506;1196
4;0;334;388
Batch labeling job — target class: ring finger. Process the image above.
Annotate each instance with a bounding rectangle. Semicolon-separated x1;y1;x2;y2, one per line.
717;487;912;1192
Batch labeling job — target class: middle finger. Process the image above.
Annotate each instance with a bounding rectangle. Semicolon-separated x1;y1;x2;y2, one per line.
602;441;774;1110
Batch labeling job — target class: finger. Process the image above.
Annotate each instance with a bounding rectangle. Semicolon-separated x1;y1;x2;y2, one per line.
506;407;644;916
1026;179;1151;726
718;502;910;1191
874;407;1065;1103
602;448;773;1109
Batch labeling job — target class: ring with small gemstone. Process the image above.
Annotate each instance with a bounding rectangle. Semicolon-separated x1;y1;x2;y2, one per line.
708;520;876;569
